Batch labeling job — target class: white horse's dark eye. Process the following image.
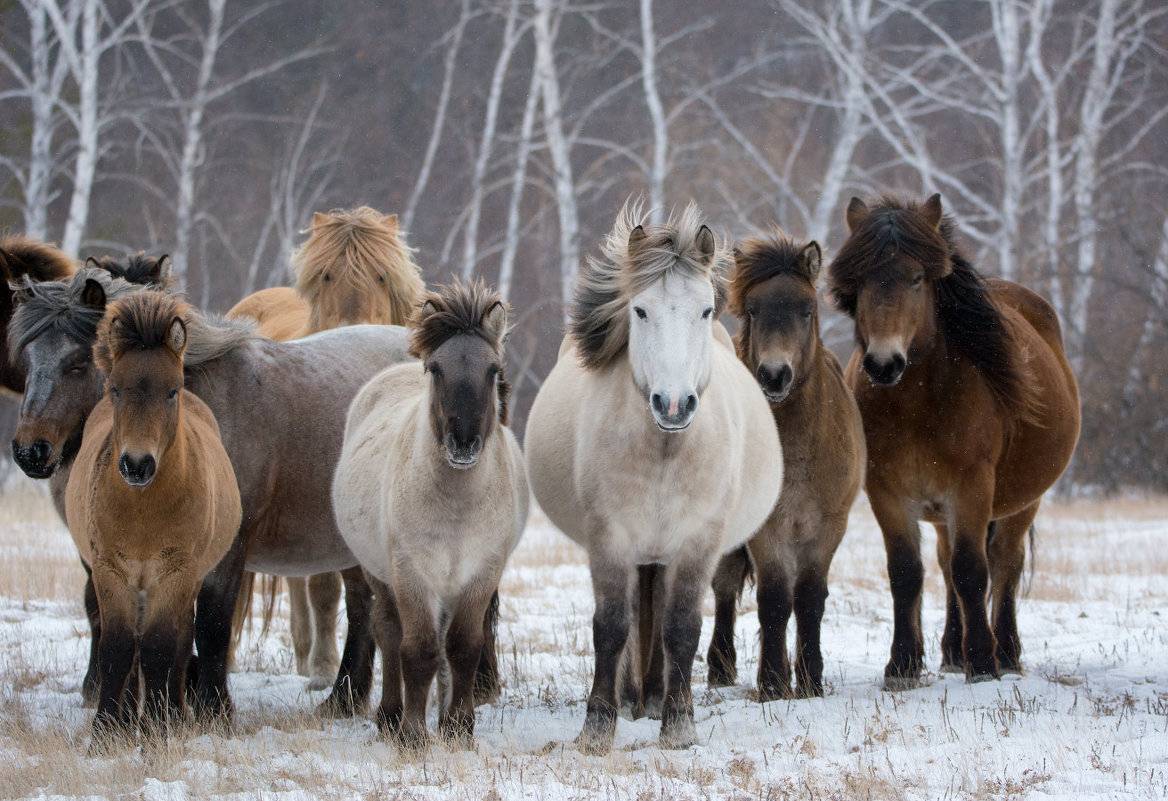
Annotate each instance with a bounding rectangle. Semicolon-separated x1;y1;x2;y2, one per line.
702;307;713;319
634;307;647;320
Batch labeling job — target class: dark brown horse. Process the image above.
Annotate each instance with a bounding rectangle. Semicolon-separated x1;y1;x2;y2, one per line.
0;236;75;395
706;232;865;699
828;194;1080;687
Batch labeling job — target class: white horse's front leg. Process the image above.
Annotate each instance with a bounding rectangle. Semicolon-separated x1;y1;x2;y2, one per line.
659;545;720;749
578;546;635;756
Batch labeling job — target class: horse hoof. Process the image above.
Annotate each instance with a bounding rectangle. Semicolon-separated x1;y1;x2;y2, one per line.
642;696;663;721
658;717;697;750
305;676;333;692
939;662;965;674
794;684;824;699
576;718;616;756
882;675;924;692
967;671;999;684
756;683;793;703
618;701;640;721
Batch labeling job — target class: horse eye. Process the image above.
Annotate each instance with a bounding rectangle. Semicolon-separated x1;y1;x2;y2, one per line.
911;274;924;288
377;275;385;284
634;306;647;320
110;386;121;399
702;307;713;320
167;388;179;400
323;272;331;283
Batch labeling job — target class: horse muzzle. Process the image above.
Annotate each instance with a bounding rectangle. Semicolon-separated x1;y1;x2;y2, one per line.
11;438;56;479
862;351;907;386
756;362;794;404
650;391;697;432
444;435;482;470
118;453;157;487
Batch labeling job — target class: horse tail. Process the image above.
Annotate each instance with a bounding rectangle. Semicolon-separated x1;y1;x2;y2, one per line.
1024;523;1037;598
258;573;280;638
230;570;256;649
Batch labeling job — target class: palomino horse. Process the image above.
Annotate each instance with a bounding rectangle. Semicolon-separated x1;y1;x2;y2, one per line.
333;280;527;748
705;233;864;700
9;268;413;719
67;291;241;747
0;236;75;395
828;194;1080;686
228;207;426;692
525;202;782;753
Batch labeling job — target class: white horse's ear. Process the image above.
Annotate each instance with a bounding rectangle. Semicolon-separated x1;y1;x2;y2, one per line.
846;197;869;233
167;317;187;355
801;241;822;282
311;211;329;229
628;224;647;255
483;300;508;342
921;193;943;231
696;224;715;265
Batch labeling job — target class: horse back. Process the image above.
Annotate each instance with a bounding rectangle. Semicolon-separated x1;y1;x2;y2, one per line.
226;286;309;341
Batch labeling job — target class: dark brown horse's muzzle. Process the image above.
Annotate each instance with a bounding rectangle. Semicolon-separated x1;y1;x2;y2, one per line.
12;438;55;479
862;352;907;386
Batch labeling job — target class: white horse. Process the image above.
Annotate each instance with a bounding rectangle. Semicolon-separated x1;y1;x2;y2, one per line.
525;202;783;753
332;280;527;748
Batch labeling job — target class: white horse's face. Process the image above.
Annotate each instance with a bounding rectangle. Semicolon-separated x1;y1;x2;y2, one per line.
627;271;715;432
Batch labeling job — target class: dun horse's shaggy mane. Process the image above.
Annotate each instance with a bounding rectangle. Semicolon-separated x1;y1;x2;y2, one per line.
95;291;192;371
827;196;1035;418
292;206;425;325
570;200;729;370
0;235;75;284
409;279;512;424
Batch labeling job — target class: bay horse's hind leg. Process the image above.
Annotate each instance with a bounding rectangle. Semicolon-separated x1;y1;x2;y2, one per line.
81;562;101;706
988;501;1040;674
318;566;374;717
934;525;964;673
707;547;750;688
306;571;342;691
193;534;248;724
871;497;926;690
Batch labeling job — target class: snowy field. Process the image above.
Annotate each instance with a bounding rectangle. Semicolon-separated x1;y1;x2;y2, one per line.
1;476;1166;801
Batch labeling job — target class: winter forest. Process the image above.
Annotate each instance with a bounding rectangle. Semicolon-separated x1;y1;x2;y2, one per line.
0;0;1165;492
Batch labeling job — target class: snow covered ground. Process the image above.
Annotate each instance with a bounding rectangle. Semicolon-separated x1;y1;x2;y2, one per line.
1;477;1166;800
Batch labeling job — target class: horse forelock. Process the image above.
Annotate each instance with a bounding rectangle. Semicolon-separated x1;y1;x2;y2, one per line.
570;200;729;371
95;291;192;373
409;279;507;359
729;232;815;317
292;206;425;326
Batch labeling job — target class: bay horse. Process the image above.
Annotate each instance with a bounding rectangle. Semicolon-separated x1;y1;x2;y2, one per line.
9;269;413;719
525;202;782;753
828;194;1080;686
0;236;75;396
228;207;427;693
333;280;527;748
706;232;864;700
66;291;241;747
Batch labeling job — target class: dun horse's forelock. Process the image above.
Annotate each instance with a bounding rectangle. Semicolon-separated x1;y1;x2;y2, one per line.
8;268;138;364
570;200;729;371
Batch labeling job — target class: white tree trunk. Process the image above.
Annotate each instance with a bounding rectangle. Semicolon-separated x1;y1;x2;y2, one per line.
990;0;1023;280
59;0;98;257
461;0;522;279
533;0;580;311
1027;0;1063;311
1123;215;1168;403
24;2;53;240
639;0;667;223
498;62;542;302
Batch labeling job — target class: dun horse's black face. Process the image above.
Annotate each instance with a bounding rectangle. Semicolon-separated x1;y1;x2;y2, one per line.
12;329;103;478
742;274;818;404
425;335;502;470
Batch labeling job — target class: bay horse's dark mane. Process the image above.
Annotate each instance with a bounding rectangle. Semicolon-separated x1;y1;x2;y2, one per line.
828;196;1034;418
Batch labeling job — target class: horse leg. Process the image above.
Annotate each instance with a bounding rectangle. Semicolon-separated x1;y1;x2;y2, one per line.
318;566;374;717
578;552;634;755
792;563;829;698
395;580;439;750
81;560;101;706
193;534;248;724
473;590;501;705
659;548;717;749
306;572;342;691
707;546;749;688
988;502;1039;674
640;564;666;719
440;586;493;748
140;580;196;742
950;482;998;681
871;495;925;690
364;572;404;737
90;574;138;753
749;536;793;702
287;577;312;676
934;524;964;673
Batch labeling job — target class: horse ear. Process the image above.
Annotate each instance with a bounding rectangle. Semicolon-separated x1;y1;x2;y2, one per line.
166;316;187;355
80;278;106;310
696;225;716;265
483;300;508;342
311;211;329;230
383;213;398;229
85;256;103;271
921;193;943;231
801;241;822;282
153;254;171;283
846;197;869;233
628;224;647;256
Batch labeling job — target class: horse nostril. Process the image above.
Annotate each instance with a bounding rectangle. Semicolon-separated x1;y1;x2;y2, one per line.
756;364;774;385
862;353;879;376
891;353;906;374
651;393;665;415
684;394;697;414
775;365;793;391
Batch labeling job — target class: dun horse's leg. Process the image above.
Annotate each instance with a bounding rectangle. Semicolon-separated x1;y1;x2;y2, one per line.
987;502;1039;674
659;549;716;749
473;590;501;705
792;564;829;698
640;564;666;719
287;577;312;676
90;577;138;751
950;485;998;681
318;566;374;717
440;587;492;747
707;547;750;688
749;540;793;701
395;581;440;750
578;553;634;756
81;561;102;706
193;534;248;723
306;571;343;691
872;498;925;690
364;573;404;736
934;524;964;672
140;584;196;740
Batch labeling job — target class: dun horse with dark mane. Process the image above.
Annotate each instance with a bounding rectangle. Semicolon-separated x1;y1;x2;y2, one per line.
66;291;241;746
829;194;1079;686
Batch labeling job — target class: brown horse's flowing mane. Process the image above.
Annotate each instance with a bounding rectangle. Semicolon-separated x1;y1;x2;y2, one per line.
86;253;174;289
409;279;511;424
95;291;192;372
570;200;729;371
827;195;1034;418
292;206;425;325
0;235;75;284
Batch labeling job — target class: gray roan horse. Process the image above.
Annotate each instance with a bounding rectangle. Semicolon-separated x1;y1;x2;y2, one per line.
9;265;412;719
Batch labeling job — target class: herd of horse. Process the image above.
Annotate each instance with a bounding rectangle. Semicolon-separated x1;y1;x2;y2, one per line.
0;193;1080;754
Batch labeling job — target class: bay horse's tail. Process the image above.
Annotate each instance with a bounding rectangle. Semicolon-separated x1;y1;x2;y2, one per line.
227;570;280;660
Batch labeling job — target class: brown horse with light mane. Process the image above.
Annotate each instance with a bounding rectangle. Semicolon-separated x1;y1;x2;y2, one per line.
226;207;425;690
706;232;864;700
829;194;1079;687
66;291;241;747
